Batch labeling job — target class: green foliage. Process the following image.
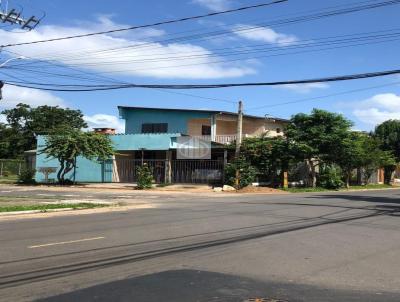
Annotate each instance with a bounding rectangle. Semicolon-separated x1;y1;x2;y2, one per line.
18;168;36;184
224;156;257;189
374;120;400;184
285;109;353;187
375;120;400;162
136;164;154;189
43;131;114;184
318;165;344;189
0;103;87;159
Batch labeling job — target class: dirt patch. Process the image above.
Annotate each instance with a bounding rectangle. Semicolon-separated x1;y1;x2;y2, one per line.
237;186;287;194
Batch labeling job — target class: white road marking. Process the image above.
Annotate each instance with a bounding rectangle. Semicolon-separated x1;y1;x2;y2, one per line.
28;236;105;249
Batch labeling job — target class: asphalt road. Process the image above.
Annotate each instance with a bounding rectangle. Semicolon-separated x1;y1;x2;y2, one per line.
0;187;400;302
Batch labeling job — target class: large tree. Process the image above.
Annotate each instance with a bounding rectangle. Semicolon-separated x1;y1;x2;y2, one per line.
42;131;114;184
1;103;87;158
240;135;301;186
336;132;396;187
374;120;400;183
285;109;353;187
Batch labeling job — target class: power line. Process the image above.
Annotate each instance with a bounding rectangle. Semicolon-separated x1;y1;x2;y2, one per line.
0;49;237;105
6;29;400;78
0;0;288;48
4;68;400;91
14;0;398;63
246;81;400;111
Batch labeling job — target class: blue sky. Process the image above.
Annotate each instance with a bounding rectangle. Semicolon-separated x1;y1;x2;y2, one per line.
0;0;399;132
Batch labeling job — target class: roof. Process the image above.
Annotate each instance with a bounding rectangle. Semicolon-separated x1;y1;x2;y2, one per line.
118;106;288;122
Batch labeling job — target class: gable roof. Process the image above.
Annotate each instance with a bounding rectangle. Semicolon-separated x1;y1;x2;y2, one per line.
117;106;288;122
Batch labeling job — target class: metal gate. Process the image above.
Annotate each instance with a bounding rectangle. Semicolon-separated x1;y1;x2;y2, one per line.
103;159;223;184
108;159;166;183
171;160;224;184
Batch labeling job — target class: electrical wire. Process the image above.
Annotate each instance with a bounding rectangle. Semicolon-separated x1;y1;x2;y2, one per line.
246;81;400;111
11;0;399;62
0;0;288;48
4;68;400;91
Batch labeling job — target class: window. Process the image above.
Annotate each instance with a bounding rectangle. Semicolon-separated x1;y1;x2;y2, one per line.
202;125;211;135
141;123;168;133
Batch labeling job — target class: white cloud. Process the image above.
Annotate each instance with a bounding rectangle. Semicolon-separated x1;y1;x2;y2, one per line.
277;83;329;93
84;114;125;133
0;16;254;79
232;24;298;46
352;93;400;126
0;114;6;124
193;0;232;11
0;84;66;109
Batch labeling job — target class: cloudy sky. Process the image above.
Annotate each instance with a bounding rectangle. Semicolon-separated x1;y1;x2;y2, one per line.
0;0;399;132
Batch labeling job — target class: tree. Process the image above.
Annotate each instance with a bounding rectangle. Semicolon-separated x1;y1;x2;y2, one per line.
42;131;114;184
1;103;87;158
240;135;299;186
334;132;365;188
374;120;400;183
285;109;353;187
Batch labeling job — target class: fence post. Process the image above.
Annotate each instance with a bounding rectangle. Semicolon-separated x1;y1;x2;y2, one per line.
222;150;228;185
165;151;172;184
0;161;3;177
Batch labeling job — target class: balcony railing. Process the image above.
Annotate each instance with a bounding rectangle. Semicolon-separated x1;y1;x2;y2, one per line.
195;135;239;144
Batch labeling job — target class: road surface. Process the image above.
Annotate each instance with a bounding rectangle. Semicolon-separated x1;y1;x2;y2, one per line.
0;187;400;301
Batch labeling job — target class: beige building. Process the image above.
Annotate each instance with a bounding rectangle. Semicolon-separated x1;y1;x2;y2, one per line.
187;112;288;144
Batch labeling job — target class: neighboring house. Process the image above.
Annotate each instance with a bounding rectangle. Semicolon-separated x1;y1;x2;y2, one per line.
35;106;288;184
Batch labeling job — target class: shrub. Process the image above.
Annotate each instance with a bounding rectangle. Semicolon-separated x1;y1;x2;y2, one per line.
318;165;344;189
136;164;154;189
225;157;257;189
18;168;36;185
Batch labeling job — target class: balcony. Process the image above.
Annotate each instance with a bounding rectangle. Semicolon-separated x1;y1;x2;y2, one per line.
195;135;238;144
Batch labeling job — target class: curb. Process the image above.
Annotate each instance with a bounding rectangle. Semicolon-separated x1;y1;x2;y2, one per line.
0;207;81;216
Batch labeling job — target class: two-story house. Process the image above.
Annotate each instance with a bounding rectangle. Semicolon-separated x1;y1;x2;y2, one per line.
35;106;287;184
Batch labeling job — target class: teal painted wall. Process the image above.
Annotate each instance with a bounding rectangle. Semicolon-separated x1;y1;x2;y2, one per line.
119;108;213;134
35;134;181;183
35;136;106;183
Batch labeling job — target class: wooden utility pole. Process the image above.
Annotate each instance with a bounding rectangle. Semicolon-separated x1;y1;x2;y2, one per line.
234;101;243;189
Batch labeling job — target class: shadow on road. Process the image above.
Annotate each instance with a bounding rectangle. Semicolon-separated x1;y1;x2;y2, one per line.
306;193;400;205
35;269;399;302
1;203;398;290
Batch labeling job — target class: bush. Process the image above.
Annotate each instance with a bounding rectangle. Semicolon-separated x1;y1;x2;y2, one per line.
318;165;344;189
225;157;257;189
18;168;36;184
136;164;154;189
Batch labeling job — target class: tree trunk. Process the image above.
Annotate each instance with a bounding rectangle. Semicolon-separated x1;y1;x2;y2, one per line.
384;166;395;185
346;170;351;189
310;163;317;188
57;161;64;184
61;162;74;185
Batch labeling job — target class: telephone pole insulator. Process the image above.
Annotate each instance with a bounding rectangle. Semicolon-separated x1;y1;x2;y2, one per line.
0;4;41;30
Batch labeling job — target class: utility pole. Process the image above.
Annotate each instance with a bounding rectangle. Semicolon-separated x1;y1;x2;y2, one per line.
0;1;41;31
234;100;243;189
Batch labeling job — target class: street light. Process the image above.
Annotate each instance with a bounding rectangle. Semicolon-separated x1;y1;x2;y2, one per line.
0;56;27;100
0;56;26;68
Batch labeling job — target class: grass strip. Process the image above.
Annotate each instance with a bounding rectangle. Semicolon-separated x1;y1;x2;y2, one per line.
0;203;109;213
282;184;394;193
